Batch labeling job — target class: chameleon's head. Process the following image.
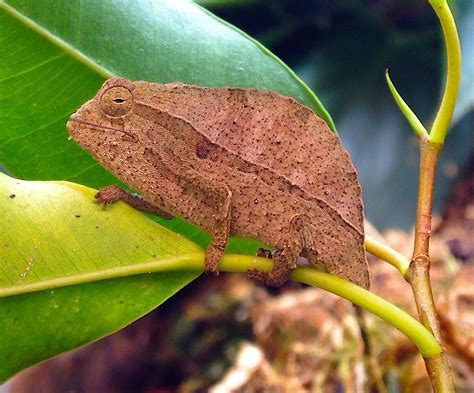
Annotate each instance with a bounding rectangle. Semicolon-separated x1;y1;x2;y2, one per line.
66;78;143;156
67;77;172;191
67;78;165;185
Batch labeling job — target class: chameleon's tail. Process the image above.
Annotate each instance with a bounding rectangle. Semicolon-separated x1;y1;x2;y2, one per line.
300;220;370;289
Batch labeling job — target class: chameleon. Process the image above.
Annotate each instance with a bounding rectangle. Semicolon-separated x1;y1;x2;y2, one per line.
67;78;369;288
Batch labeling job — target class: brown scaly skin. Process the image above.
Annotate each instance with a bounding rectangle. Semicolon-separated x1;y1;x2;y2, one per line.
67;78;369;288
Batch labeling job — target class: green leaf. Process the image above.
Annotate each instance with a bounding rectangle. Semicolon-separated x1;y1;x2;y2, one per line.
0;172;203;382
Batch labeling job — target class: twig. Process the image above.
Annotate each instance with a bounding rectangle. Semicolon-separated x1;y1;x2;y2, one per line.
385;0;461;390
364;235;409;276
355;306;388;393
406;137;454;391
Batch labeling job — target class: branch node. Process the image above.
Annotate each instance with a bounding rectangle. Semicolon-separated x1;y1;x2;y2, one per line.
411;253;431;269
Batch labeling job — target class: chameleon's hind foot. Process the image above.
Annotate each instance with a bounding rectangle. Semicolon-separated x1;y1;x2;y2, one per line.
256;248;273;259
249;244;298;287
247;268;289;287
247;269;268;285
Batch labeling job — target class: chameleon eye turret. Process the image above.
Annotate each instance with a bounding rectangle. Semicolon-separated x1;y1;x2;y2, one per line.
99;86;133;118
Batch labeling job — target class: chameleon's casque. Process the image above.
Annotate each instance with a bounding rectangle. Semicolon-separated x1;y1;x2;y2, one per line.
67;78;369;288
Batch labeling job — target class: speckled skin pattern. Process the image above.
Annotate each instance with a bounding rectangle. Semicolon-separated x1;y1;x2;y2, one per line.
67;78;369;288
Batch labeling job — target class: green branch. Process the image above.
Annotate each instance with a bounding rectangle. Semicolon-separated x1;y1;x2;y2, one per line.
364;234;410;277
287;266;440;358
222;256;440;358
428;0;461;144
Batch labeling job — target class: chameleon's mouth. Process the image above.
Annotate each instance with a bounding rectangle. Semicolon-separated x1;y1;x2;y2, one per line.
67;117;138;141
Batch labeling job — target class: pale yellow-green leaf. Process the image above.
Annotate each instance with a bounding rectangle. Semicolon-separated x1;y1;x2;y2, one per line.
0;172;202;381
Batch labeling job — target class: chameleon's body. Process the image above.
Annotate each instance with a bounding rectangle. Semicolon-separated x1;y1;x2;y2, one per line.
67;78;369;288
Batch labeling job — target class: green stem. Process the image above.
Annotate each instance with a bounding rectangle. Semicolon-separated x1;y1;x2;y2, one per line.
0;252;441;359
287;266;440;358
364;234;410;277
428;0;461;144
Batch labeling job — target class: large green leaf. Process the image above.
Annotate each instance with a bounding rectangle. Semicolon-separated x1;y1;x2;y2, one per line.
0;172;202;381
0;0;334;381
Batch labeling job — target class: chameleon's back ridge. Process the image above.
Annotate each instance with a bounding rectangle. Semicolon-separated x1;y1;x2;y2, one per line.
137;82;364;233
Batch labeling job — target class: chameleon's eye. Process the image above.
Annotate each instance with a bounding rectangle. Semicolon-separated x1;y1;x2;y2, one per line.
100;86;133;118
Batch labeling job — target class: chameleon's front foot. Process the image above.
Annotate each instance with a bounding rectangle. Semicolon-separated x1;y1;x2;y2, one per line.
95;185;173;219
95;185;124;206
204;246;221;277
205;266;219;277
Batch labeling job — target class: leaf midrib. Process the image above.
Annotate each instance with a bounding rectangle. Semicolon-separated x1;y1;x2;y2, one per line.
0;252;205;298
0;1;112;78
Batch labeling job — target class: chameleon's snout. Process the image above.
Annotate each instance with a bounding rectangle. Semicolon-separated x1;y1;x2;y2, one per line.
66;111;139;145
66;116;78;139
66;113;86;141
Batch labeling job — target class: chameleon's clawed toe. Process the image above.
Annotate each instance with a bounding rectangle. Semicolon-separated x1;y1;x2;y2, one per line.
247;268;267;285
247;268;289;287
95;185;122;205
204;267;220;277
256;248;273;259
